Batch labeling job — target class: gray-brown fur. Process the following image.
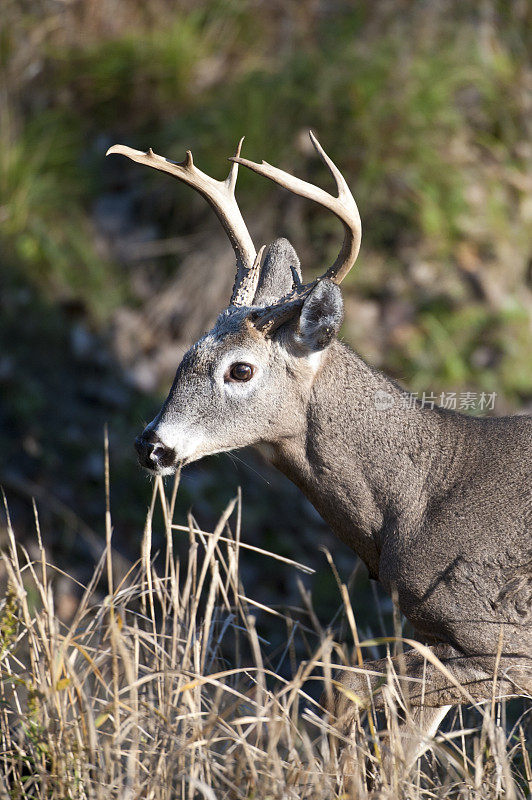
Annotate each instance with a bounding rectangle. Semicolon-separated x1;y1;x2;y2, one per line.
135;237;531;729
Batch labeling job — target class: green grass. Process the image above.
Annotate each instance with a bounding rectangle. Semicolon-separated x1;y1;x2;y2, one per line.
386;301;532;404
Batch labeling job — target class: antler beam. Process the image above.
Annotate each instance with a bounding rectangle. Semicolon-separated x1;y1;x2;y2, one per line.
106;140;257;306
230;131;361;286
229;131;362;333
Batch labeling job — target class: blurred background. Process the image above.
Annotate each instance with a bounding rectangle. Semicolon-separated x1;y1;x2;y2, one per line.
1;0;531;630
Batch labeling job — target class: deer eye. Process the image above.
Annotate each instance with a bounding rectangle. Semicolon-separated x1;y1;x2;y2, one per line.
226;363;255;382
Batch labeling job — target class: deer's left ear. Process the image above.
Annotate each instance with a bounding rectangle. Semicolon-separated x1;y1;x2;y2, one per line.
296;279;343;352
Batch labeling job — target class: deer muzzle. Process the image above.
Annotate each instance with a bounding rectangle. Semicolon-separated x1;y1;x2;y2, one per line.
134;429;178;474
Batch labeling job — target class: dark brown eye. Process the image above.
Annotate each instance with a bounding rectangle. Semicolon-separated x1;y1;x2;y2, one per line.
227;362;254;382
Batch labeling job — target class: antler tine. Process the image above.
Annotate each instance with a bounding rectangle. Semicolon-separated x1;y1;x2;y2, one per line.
226;137;244;195
106;141;258;306
230;131;361;285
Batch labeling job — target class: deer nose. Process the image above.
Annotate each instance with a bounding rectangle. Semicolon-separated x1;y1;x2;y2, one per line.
134;430;176;472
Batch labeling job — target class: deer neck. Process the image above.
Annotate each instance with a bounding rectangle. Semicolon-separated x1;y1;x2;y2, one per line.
268;341;462;579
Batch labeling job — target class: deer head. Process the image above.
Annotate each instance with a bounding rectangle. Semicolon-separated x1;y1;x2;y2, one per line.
107;133;361;474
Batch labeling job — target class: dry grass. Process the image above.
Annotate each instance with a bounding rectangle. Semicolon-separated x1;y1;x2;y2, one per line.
0;469;530;799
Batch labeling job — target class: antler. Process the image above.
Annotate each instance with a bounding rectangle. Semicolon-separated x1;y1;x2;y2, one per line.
230;130;362;332
106;140;258;306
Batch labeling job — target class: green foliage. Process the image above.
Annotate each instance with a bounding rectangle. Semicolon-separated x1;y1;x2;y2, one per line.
4;2;530;260
0;111;125;320
0;584;18;657
50;12;217;128
386;299;532;403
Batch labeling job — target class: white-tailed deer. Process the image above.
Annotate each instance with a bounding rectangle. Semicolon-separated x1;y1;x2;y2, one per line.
107;134;531;760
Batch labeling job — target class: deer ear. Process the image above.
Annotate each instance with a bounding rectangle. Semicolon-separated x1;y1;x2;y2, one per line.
297;280;343;352
252;238;302;306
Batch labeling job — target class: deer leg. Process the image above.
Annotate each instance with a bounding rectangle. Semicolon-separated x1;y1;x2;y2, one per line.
332;688;453;787
382;702;453;774
326;642;528;720
323;641;530;776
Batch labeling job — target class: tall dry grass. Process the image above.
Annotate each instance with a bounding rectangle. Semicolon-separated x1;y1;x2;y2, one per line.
0;463;530;799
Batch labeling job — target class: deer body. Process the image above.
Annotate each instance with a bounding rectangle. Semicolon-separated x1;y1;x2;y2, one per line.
108;134;531;747
270;339;531;701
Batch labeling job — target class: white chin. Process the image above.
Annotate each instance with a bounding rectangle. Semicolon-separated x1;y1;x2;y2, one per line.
159;465;178;476
145;465;177;477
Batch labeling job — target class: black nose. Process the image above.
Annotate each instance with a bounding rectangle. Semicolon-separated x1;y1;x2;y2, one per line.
134;430;176;471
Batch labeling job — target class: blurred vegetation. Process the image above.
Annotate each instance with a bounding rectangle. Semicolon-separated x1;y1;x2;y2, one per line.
0;1;531;612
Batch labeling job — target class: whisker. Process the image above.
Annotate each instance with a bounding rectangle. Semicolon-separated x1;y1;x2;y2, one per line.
223;451;271;486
